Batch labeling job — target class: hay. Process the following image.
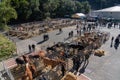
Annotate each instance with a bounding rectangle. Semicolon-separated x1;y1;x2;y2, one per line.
94;50;105;57
61;72;77;80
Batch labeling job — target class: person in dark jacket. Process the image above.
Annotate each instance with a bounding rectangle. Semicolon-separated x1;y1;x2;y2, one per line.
28;45;31;53
61;63;65;76
32;44;35;52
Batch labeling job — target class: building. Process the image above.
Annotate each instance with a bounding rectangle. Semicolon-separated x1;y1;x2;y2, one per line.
90;5;120;20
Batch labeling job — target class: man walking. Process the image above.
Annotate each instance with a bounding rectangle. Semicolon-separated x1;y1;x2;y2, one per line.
32;44;35;52
61;63;65;76
28;45;31;53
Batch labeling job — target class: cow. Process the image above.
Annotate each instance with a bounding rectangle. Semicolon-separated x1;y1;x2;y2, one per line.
24;63;33;80
42;57;65;69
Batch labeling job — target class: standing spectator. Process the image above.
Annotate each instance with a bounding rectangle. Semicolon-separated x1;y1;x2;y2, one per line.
28;45;31;53
75;57;80;72
77;30;79;35
32;44;35;52
83;26;86;32
115;37;119;44
114;37;119;49
71;31;73;37
111;36;114;43
68;32;71;38
61;63;65;76
72;56;76;70
59;28;62;33
76;24;79;29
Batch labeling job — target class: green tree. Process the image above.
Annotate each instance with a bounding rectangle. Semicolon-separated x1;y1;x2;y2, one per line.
75;1;82;13
81;1;91;14
11;0;30;22
56;0;76;17
28;0;41;20
0;0;17;30
39;0;59;18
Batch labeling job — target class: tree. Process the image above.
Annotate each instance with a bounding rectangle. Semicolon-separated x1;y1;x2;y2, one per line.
75;1;82;13
11;0;30;22
28;0;41;20
0;0;17;30
56;0;76;17
81;1;91;14
39;0;59;18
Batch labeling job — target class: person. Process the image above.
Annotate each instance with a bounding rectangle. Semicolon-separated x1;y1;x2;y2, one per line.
111;36;114;42
43;34;46;41
61;63;65;76
114;37;119;49
71;31;73;37
110;36;114;47
76;24;79;29
68;32;71;37
28;45;31;53
59;28;62;33
75;57;80;72
83;26;86;33
32;44;35;52
72;56;77;70
115;37;119;44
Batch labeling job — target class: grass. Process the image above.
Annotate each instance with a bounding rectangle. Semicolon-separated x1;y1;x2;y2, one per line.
0;34;16;61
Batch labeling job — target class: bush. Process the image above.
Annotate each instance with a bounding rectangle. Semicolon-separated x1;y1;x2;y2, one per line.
0;23;11;31
0;34;16;61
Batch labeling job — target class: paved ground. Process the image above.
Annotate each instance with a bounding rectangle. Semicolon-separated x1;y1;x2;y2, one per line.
15;26;78;55
84;27;120;80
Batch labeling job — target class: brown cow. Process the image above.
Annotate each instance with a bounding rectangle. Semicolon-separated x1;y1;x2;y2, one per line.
23;55;37;75
24;63;33;80
42;57;65;69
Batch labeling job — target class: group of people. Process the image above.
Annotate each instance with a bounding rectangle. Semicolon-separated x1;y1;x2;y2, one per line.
28;44;36;53
76;23;97;37
107;22;120;29
43;34;49;41
68;31;74;38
